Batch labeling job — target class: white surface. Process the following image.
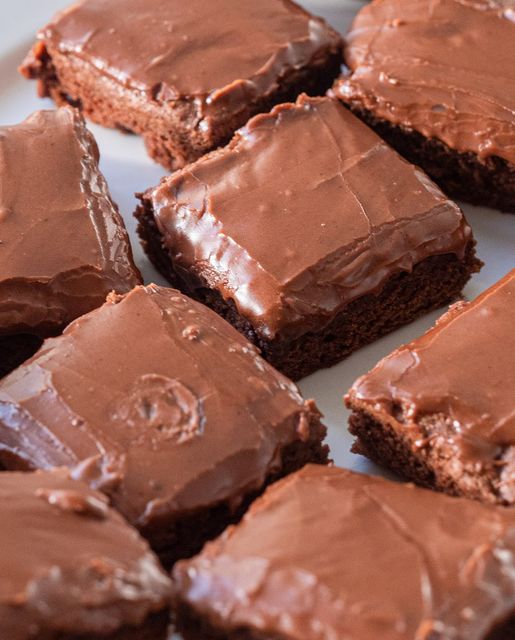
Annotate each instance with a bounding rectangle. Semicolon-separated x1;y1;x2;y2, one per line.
0;0;514;477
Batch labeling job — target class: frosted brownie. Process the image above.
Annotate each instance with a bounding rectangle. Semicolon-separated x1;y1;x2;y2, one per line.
137;94;481;380
0;468;170;639
21;0;342;170
0;108;141;376
334;0;515;212
0;285;327;565
346;270;515;505
172;465;515;640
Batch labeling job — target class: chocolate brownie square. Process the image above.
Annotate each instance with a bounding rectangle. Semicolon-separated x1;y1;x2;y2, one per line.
21;0;342;170
137;94;481;380
172;465;515;640
333;0;515;212
0;284;327;565
0;107;141;377
346;269;515;506
1;468;170;639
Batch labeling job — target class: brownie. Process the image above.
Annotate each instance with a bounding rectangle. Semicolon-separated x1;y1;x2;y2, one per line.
0;284;327;565
333;0;515;212
137;94;481;380
172;464;515;640
0;107;141;377
0;468;171;639
20;0;342;171
346;269;515;506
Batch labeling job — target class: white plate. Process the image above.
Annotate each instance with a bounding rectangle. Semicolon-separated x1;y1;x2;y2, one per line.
1;0;513;480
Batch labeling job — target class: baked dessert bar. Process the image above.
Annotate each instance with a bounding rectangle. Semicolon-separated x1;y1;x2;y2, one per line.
334;0;515;212
137;94;481;380
0;285;327;565
0;468;170;639
173;465;515;640
346;270;515;505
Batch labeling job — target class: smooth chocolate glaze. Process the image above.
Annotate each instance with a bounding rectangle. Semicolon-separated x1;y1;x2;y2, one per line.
347;270;515;498
0;285;322;532
28;0;341;117
1;468;170;639
173;465;515;639
0;108;141;337
142;95;473;340
335;0;515;165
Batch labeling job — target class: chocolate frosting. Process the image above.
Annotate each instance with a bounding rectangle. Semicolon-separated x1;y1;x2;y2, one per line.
143;95;473;340
35;0;341;115
347;270;515;490
0;285;321;531
0;468;171;639
0;107;141;337
173;464;515;639
335;0;515;165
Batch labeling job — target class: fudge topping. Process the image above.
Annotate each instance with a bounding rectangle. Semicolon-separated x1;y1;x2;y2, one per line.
144;95;473;340
36;0;341;112
173;465;515;640
1;468;170;639
0;285;320;530
0;108;140;336
348;270;515;463
335;0;515;165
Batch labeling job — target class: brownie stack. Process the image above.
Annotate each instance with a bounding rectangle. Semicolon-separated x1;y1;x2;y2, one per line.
0;0;513;638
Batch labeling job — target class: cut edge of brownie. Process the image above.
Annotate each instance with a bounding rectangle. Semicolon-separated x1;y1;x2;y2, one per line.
346;401;511;507
170;565;515;640
135;201;482;380
22;42;342;171
0;334;43;378
338;103;515;213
